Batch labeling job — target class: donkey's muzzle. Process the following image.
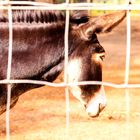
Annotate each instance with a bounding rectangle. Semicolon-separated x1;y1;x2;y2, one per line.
85;86;107;117
87;103;106;118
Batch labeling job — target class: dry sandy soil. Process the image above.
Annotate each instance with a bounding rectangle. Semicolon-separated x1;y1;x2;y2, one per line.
0;15;140;140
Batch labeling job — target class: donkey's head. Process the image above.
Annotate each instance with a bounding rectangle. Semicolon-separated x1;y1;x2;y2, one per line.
68;11;126;117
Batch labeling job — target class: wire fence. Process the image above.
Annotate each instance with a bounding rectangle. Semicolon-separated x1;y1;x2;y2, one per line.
0;0;140;140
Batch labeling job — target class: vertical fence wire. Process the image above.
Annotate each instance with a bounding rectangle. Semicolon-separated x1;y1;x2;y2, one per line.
6;2;13;140
64;0;70;130
125;1;131;85
125;1;131;121
125;10;131;117
125;1;131;139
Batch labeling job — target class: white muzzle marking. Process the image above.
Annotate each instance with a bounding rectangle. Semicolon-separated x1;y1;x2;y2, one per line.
86;86;106;117
67;58;106;117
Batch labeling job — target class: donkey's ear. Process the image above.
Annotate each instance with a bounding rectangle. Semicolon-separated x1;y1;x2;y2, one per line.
79;11;126;40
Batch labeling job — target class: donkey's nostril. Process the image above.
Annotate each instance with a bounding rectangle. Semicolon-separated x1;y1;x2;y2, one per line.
84;104;87;109
99;103;106;112
86;103;106;118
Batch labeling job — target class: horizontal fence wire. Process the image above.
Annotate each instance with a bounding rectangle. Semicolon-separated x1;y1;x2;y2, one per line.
0;2;140;10
1;79;140;89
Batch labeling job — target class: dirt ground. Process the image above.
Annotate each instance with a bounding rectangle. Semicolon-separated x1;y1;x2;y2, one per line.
0;16;140;140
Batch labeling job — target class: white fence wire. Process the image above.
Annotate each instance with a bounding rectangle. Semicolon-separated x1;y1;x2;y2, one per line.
0;0;140;139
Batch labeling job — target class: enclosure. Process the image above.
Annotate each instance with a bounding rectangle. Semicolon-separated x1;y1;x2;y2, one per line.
0;0;140;140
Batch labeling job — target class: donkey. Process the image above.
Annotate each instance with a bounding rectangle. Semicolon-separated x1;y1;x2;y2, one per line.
0;10;126;117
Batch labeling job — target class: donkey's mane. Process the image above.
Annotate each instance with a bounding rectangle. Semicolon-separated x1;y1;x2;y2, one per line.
0;10;89;24
0;10;65;23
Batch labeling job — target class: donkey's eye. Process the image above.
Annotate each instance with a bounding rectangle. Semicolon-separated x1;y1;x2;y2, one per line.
99;53;105;61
